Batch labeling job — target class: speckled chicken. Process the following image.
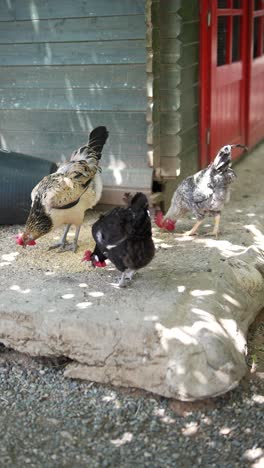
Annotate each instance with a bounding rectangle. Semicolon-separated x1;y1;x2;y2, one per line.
155;144;247;237
83;192;155;287
18;126;109;251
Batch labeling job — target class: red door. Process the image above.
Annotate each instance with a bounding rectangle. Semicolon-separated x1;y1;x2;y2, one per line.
248;0;264;147
200;0;247;165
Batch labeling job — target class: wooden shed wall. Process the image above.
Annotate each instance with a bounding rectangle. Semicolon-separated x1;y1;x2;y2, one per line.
151;0;199;188
0;0;152;204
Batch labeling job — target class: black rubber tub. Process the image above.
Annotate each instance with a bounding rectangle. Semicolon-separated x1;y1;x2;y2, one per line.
0;149;57;225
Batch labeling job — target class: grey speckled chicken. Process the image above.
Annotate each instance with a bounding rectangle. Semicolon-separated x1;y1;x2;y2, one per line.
18;126;108;252
155;144;247;237
83;192;155;287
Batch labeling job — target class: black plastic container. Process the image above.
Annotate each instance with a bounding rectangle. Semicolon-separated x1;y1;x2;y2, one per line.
0;149;57;224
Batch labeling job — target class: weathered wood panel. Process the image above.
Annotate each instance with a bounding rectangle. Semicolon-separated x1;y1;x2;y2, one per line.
0;16;145;43
0;0;149;204
156;0;199;178
0;41;146;66
0;0;145;21
0;110;147;134
0;65;146;89
0;88;146;111
0;130;148;163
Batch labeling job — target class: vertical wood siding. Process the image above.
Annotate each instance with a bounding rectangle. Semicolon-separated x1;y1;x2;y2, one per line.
0;0;152;201
156;0;199;180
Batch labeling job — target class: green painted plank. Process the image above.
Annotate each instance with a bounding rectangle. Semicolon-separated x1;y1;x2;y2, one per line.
160;64;181;89
160;13;181;39
0;64;146;89
0;0;145;21
160;113;181;135
179;125;198;152
0;110;147;134
160;64;198;90
0;41;146;66
160;38;181;64
160;89;181;112
0;16;145;44
160;133;181;157
179;43;199;68
160;105;198;135
179;21;199;44
0;130;148;161
0;88;147;111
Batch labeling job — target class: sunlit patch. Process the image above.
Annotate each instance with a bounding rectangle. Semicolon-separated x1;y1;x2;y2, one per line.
9;285;31;294
111;432;133;447
45;271;55;276
2;252;19;262
190;289;215;297
108;155;126;186
219;426;235;435
196;238;248;257
79;283;88;288
193;371;208;384
144;315;159;321
76;302;92;309
222;293;241;307
252;394;264;404
160;243;173;249
177;285;186;293
61;294;75;299
156;323;197;351
88;291;104;297
181;422;199;437
236;209;243;213
152;237;163;243
102;395;115;402
247;213;256;217
243;447;263;461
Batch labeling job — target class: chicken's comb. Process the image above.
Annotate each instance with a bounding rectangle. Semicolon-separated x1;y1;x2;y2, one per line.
82;250;106;268
154;211;165;228
15;234;36;246
82;250;92;262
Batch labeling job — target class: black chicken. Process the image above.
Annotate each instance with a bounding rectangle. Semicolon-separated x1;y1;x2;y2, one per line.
82;192;155;287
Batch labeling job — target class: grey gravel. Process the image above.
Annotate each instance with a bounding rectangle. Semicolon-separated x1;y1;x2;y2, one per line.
0;345;263;468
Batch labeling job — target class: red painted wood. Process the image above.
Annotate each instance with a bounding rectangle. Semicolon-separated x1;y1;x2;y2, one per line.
199;0;211;168
198;0;264;167
209;1;247;162
248;0;264;147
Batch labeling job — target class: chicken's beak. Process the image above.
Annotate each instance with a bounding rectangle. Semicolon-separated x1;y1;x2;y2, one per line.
232;144;248;150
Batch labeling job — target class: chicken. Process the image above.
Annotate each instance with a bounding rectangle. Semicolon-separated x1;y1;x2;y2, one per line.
18;126;109;252
155;144;247;238
82;192;155;287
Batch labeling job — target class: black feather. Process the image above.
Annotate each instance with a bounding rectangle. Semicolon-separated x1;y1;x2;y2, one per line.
90;192;155;273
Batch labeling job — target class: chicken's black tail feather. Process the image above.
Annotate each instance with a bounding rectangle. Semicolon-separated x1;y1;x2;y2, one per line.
71;126;109;161
87;126;109;161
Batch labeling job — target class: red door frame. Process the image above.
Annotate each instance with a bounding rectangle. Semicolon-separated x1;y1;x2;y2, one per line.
199;0;259;167
199;0;211;168
247;1;264;147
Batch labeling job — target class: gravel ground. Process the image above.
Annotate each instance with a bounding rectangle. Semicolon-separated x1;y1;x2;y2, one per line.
0;341;263;468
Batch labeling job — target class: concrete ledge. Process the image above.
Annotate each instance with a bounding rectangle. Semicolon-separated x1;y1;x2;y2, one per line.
0;145;264;400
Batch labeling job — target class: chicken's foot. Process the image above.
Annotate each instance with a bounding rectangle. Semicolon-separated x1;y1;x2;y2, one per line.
118;272;127;288
205;214;221;238
178;220;203;237
48;224;71;251
49;225;81;253
117;270;135;288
